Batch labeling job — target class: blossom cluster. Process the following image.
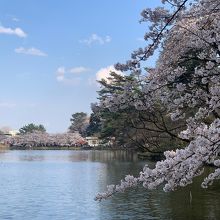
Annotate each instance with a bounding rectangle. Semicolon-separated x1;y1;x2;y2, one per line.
4;131;86;148
96;0;220;201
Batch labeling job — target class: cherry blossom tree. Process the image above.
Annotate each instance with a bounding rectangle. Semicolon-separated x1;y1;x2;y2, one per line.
97;71;189;152
4;131;86;148
95;0;220;201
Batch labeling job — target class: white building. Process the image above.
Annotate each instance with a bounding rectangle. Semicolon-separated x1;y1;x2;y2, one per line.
85;137;100;147
3;130;19;137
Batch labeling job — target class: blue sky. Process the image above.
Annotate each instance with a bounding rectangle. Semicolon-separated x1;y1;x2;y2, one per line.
0;0;160;133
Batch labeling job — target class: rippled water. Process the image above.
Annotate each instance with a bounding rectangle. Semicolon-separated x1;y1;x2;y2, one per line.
0;150;219;220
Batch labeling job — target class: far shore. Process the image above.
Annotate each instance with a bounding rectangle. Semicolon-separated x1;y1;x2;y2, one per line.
0;144;128;151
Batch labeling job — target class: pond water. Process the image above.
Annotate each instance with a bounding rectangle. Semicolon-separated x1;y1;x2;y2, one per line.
0;150;219;220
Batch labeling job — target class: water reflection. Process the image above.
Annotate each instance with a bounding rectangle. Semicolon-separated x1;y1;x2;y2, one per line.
99;158;220;220
88;150;138;162
0;150;139;163
0;150;219;219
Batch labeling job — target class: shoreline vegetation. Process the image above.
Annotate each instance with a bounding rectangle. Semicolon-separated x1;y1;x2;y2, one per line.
0;143;129;151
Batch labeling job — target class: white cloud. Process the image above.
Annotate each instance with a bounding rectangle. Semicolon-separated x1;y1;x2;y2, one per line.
57;75;81;85
105;35;111;43
87;65;123;87
57;67;65;74
80;34;111;46
56;66;85;85
56;66;65;82
96;65;123;83
69;66;90;74
15;47;47;57
0;25;27;38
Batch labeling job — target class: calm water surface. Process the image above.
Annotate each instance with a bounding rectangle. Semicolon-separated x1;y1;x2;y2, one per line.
0;150;219;220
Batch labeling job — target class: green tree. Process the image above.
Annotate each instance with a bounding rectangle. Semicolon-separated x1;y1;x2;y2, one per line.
86;112;102;137
19;123;46;134
69;112;89;137
96;71;188;152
